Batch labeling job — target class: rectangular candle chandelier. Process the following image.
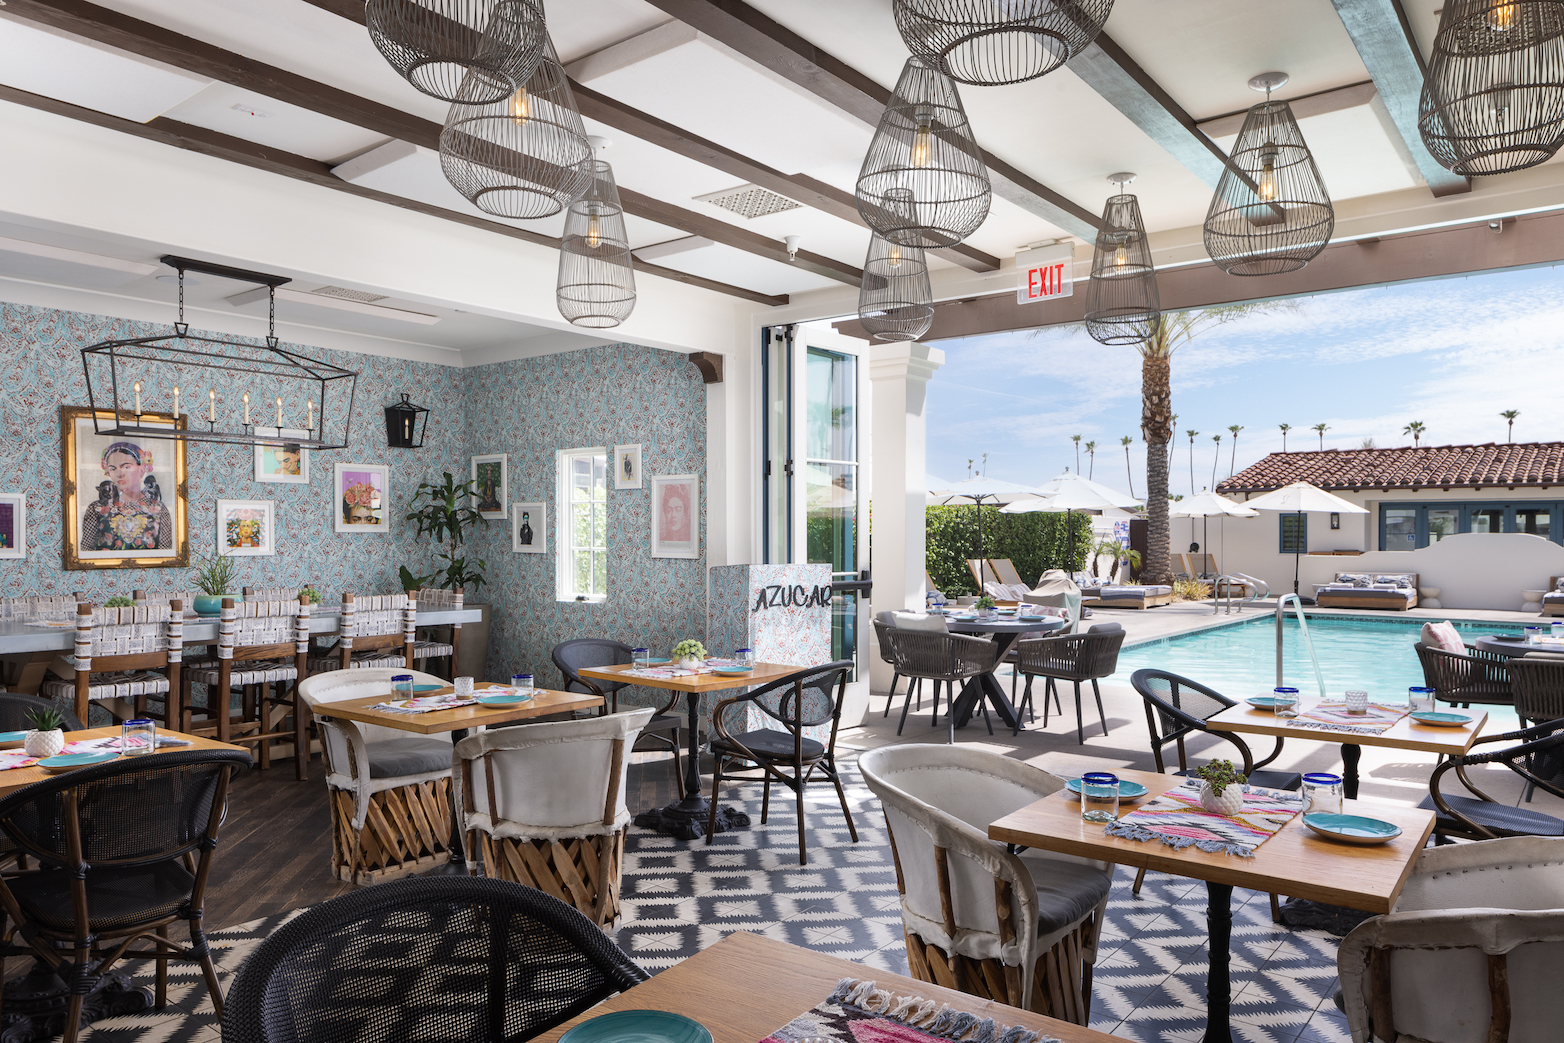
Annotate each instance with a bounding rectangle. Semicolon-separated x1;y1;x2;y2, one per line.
79;255;359;450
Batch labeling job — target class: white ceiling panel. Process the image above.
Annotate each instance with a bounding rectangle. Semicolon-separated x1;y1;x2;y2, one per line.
635;242;842;296
1206;105;1420;204
161;82;391;164
0;235;158;290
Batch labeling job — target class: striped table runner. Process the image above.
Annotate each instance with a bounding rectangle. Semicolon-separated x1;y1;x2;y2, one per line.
1293;701;1407;736
1104;781;1303;857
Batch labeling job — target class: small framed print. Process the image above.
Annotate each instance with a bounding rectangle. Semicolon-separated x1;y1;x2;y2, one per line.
255;429;310;484
613;444;642;490
0;492;25;559
472;454;507;520
512;502;545;554
650;474;698;559
216;499;274;557
334;463;390;534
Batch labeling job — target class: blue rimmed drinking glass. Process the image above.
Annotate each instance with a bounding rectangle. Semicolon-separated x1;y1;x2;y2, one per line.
1273;687;1300;719
1081;773;1119;823
632;648;650;669
392;674;413;700
1302;772;1343;815
1409;686;1436;713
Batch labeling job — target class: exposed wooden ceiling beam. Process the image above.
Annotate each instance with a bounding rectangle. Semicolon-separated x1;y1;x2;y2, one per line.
1329;0;1472;197
0;0;854;289
639;0;1102;241
0;82;787;307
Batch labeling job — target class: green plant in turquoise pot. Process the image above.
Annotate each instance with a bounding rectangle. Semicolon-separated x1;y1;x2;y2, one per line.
191;554;242;616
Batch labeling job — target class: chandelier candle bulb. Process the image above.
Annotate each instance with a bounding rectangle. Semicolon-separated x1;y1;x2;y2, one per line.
208;389;215;422
276;397;282;428
172;386;179;418
243;391;249;425
133;382;141;414
307;399;313;430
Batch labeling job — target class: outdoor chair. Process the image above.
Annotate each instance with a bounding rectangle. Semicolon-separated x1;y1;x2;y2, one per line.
306;592;413;673
1420;718;1564;843
299;667;455;883
552;638;683;791
1510;655;1564;725
409;587;463;680
705;660;859;864
966;557;1025;590
221;876;649;1043
0;749;251;1043
454;708;651;927
40;600;184;726
859;743;1112;1025
0;693;82;731
1414;640;1514;707
872;612;905;717
1012;623;1125;743
1338;836;1564;1043
881;625;999;742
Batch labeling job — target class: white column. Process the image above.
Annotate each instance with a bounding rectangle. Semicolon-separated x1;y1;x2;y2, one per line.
868;341;944;692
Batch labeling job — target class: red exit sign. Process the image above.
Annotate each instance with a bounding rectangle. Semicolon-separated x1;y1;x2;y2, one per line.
1016;244;1075;304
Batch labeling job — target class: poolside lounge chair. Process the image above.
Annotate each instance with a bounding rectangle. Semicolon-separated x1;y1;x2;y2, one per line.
967;558;1025;590
1079;583;1175;610
1542;576;1564;617
1314;571;1419;611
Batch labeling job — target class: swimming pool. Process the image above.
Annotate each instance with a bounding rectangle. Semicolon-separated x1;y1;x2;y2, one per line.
1108;614;1522;708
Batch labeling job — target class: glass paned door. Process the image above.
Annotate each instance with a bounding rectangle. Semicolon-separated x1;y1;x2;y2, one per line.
1428;509;1459;542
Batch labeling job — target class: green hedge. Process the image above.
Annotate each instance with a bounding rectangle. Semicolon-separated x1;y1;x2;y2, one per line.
926;506;1092;597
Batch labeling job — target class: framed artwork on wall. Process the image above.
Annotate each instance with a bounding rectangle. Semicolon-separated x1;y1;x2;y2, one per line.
472;454;507;520
0;492;24;559
650;474;698;559
334;463;390;534
613;444;642;489
512;502;545;554
216;499;275;557
61;405;188;570
254;429;310;484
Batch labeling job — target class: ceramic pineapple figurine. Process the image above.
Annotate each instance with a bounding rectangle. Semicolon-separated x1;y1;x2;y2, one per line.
24;707;67;758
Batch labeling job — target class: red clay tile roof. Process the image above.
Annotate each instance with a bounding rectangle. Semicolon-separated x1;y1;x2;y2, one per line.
1216;443;1564;494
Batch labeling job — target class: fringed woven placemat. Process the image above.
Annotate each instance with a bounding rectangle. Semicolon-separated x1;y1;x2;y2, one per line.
1103;782;1303;857
760;978;1059;1043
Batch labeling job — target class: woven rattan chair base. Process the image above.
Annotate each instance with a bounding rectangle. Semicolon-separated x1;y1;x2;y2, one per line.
330;779;452;884
901;919;1094;1026
476;829;626;928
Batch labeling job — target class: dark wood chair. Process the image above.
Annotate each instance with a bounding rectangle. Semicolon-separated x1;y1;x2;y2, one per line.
410;587;462;680
1012;623;1126;743
306;593;413;673
39;601;184;726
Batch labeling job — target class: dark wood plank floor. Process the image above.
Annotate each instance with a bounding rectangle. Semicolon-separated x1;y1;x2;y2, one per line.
204;748;684;930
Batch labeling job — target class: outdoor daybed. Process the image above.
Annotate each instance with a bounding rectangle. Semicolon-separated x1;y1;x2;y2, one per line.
1541;577;1564;617
1313;572;1419;611
1078;582;1174;610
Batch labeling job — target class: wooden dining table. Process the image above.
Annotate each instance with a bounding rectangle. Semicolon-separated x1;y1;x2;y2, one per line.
535;931;1123;1043
989;767;1435;1043
0;726;247;798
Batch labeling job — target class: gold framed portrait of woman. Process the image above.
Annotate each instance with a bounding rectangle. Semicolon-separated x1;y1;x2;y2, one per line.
60;405;189;570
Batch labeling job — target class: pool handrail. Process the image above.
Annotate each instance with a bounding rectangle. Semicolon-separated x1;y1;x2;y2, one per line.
1275;593;1327;701
1211;573;1269;615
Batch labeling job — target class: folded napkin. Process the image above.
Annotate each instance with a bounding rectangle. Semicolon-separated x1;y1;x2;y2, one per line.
1103;780;1303;857
368;695;481;715
1293;701;1407;736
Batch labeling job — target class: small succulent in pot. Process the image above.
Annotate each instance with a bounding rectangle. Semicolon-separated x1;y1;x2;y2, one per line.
24;707;67;758
102;595;134;608
974;595;997;617
1192;759;1247;816
670;639;707;669
297;586;323;605
190;554;243;616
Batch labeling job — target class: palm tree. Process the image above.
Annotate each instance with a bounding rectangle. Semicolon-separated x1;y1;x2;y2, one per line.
1313;422;1329;450
1166;414;1179;468
1186;429;1199;496
1072;433;1082;472
1084;440;1097;479
1403;420;1426;447
1211;433;1221;489
1501;410;1519;442
1227;424;1244;477
1121;435;1135;499
1278;423;1291;452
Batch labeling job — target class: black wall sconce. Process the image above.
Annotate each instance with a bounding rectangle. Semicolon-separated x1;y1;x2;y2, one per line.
385;393;428;448
1330;512;1341;530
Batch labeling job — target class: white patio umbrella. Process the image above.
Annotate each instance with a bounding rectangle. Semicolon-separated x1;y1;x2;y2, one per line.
928;475;1044;558
1241;482;1368;596
1170;491;1259;569
1030;472;1142;509
999;480;1142;567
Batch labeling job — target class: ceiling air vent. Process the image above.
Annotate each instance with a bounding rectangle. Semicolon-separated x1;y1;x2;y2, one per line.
312;285;388;304
694;184;801;219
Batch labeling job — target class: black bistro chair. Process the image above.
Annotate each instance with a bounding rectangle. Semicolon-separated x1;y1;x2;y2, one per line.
1012;623;1126;742
705;660;860;865
222;876;649;1043
1421;718;1564;843
0;694;83;731
552;638;683;791
1413;641;1513;708
0;749;251;1043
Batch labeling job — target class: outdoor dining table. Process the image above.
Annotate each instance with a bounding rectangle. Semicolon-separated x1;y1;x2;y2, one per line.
534;931;1123;1043
1205;698;1492;799
942;614;1068;730
1473;633;1544;658
0;726;246;798
315;681;602;864
989;767;1435;1043
576;660;804;840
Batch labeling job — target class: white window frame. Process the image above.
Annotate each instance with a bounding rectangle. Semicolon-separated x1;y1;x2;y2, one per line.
555;446;608;602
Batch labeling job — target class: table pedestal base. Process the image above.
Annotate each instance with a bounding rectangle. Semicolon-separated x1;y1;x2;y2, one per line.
1277;898;1374;937
1;962;152;1043
635;797;750;841
1204;881;1234;1043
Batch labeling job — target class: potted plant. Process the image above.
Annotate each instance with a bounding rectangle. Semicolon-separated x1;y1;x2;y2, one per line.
1191;759;1246;816
191;554;242;616
974;595;997;619
404;472;491;677
24;707;66;758
298;586;322;605
102;595;134;608
671;639;707;670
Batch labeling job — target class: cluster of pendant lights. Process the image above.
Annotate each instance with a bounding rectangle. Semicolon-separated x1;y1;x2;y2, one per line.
367;0;635;328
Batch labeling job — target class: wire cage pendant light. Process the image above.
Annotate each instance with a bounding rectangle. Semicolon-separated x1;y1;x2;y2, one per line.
1084;173;1159;346
1202;73;1334;277
439;34;593;220
558;159;636;329
1419;0;1564;176
892;0;1116;86
859;189;935;342
856;57;992;249
367;0;547;104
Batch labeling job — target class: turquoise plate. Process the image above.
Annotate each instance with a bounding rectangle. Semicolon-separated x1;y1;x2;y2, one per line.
559;1011;712;1043
713;667;753;675
1065;778;1149;799
1303;813;1402;845
0;731;26;745
478;694;529;706
39;752;119;773
1410;711;1472;727
644;657;671;665
412;684;444;693
1247;696;1281;709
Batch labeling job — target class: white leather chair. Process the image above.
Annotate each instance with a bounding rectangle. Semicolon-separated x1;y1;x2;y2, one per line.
453;708;652;928
859;743;1113;1025
298;667;454;884
1338;835;1564;1043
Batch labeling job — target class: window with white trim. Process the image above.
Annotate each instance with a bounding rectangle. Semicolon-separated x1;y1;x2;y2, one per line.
556;447;607;601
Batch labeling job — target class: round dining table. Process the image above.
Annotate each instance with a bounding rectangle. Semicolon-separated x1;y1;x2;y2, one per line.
1472;633;1544;659
941;613;1069;730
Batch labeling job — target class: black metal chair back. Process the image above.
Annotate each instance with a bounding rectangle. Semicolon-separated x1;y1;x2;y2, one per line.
1413;641;1513;707
552;638;633;697
1508;657;1564;725
0;694;83;732
222;876;649;1043
1425;718;1564;841
1129;669;1290;782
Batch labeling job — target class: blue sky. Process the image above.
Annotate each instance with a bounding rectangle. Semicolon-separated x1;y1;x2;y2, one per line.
924;263;1564;497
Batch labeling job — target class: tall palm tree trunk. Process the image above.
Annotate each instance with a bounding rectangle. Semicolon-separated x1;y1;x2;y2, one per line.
1141;354;1172;584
